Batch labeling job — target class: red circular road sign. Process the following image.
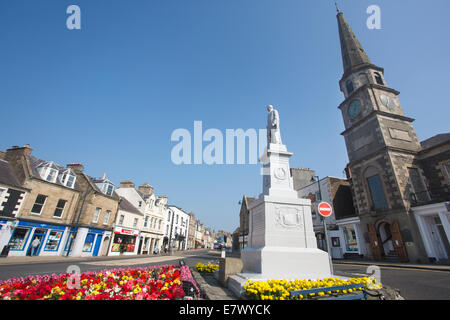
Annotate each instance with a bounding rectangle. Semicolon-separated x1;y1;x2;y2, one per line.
318;202;333;217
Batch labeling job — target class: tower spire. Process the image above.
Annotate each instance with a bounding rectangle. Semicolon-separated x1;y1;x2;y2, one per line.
336;11;372;76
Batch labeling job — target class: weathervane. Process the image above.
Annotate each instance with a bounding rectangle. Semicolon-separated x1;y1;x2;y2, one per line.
335;2;340;13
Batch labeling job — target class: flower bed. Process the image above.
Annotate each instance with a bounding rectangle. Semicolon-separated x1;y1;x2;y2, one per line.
244;277;382;300
0;265;192;300
195;263;219;274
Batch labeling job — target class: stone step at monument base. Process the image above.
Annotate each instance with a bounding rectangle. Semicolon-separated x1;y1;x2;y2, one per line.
241;246;332;278
228;246;336;298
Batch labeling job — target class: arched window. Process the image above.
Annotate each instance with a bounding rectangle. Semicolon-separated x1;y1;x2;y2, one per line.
374;72;384;85
346;80;354;95
364;166;388;210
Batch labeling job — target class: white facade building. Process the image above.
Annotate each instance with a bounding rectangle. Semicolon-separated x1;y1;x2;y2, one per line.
108;197;143;256
297;176;366;259
115;181;167;254
165;206;190;251
413;202;450;263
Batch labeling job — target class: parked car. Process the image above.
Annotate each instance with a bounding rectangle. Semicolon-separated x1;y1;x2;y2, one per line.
213;243;222;250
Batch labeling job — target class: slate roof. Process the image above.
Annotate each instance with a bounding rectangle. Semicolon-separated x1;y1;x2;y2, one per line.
136;189;150;201
0;159;23;189
119;197;144;216
28;156;82;191
420;133;450;151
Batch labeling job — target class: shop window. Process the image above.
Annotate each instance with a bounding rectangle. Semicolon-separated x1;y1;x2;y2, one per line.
83;233;96;252
92;208;101;223
103;210;111;225
31;194;47;215
112;233;136;253
45;230;63;251
342;226;358;252
331;237;340;247
53;199;67;218
8;227;31;250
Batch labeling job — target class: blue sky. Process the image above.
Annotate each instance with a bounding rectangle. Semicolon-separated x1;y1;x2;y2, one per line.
1;0;449;233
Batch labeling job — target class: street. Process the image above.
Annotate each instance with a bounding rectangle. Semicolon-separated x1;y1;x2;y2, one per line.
1;250;449;300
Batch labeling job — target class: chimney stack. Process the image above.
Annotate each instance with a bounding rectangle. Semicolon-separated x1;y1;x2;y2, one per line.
138;184;153;195
5;145;33;161
4;145;34;184
120;180;135;189
67;163;84;173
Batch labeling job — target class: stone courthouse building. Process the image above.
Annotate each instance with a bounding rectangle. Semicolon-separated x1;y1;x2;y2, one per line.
335;11;449;264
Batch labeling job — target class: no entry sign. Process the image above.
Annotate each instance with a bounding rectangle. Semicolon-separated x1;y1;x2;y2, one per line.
318;202;333;217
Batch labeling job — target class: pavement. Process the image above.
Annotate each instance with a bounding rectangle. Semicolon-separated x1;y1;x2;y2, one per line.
332;259;450;272
2;253;449;271
0;251;183;266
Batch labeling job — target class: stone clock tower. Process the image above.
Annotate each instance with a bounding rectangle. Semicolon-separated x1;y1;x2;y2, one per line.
336;11;428;263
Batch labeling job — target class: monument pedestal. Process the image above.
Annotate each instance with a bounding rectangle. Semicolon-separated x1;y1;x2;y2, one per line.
229;142;332;298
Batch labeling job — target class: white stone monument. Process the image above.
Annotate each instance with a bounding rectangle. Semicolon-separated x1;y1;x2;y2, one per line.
228;105;332;297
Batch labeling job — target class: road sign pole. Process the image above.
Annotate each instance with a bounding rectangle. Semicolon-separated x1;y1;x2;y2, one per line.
322;217;334;276
318;202;334;276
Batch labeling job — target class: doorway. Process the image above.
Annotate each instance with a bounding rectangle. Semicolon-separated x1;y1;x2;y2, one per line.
434;216;450;260
27;228;47;256
92;234;103;257
100;236;110;256
377;222;395;257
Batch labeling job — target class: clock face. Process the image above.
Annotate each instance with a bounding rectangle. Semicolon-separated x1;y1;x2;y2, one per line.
348;100;362;118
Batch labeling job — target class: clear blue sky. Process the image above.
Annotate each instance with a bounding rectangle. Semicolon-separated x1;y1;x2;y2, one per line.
1;0;449;233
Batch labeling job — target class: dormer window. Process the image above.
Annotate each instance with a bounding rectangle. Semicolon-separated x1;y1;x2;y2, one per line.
60;169;76;188
95;178;115;196
37;161;60;183
103;183;114;196
45;168;58;182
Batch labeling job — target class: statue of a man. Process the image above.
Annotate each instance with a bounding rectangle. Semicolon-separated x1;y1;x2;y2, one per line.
267;105;282;145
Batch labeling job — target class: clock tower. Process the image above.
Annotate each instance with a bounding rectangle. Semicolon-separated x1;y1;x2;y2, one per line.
336;11;428;263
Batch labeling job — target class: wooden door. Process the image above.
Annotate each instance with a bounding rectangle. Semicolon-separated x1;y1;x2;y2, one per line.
390;220;409;263
368;224;383;261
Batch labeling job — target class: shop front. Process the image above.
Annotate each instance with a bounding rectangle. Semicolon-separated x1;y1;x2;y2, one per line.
109;227;140;256
413;202;450;263
6;220;67;257
64;227;111;257
336;217;365;259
